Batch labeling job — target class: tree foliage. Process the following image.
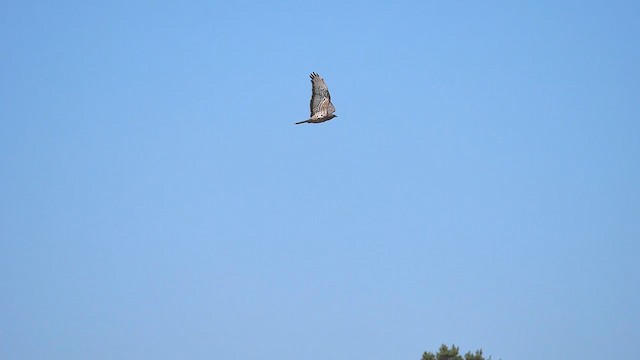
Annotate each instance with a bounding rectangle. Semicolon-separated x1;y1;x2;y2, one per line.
421;344;489;360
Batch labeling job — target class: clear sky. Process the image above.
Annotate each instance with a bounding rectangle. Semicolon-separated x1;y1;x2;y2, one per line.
1;1;639;359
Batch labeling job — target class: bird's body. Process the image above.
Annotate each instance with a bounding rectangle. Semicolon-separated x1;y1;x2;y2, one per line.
295;72;337;125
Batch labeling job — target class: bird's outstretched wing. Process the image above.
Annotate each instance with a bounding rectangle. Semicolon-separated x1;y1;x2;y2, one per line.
309;72;335;119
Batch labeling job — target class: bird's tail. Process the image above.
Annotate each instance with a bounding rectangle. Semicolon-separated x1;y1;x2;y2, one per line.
295;119;310;125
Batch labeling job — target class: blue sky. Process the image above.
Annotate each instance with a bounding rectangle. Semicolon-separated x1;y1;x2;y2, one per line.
1;1;639;359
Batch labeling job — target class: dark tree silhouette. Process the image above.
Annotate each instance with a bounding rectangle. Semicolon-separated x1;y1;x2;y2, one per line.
421;344;489;360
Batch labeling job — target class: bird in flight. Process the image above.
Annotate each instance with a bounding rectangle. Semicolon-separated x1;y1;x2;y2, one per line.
295;72;337;125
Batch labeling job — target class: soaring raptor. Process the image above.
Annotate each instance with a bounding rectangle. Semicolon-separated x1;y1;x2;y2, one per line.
295;72;337;125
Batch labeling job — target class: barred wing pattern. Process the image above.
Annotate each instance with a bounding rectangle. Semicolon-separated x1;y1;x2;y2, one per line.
295;72;337;125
